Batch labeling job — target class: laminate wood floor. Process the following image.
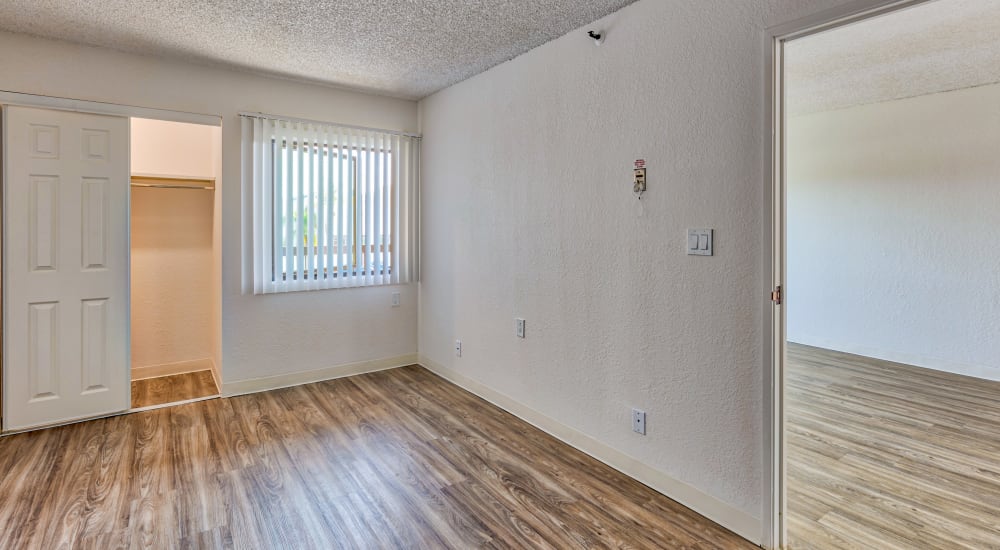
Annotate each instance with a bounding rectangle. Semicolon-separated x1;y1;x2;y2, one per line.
786;343;1000;550
0;365;752;549
131;370;220;409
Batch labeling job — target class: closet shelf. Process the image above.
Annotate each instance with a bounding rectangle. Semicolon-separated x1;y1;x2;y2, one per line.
130;173;215;190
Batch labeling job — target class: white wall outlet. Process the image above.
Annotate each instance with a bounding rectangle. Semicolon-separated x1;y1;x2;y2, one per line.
632;408;647;435
455;340;462;357
515;318;526;338
391;292;401;307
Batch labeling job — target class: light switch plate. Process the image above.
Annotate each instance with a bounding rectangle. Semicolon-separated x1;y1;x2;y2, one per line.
687;229;713;256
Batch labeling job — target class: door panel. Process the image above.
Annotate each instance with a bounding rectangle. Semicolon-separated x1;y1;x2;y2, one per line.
81;298;110;393
29;175;59;271
82;177;110;269
3;105;130;431
27;302;59;400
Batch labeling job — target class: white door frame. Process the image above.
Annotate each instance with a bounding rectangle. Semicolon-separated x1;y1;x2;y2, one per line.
762;0;935;547
0;91;221;433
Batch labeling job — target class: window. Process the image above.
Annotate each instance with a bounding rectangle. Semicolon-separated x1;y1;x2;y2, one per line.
241;114;419;294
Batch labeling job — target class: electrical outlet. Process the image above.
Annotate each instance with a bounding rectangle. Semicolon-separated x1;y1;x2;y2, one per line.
515;318;525;338
632;408;646;435
391;292;401;307
455;340;462;357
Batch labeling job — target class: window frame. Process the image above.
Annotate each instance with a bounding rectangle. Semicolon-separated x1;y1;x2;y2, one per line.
241;113;419;295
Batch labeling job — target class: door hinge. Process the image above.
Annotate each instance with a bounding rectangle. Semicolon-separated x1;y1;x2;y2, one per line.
771;285;782;305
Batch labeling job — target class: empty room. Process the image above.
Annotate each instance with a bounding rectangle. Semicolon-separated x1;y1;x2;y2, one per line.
0;1;993;549
783;1;1000;548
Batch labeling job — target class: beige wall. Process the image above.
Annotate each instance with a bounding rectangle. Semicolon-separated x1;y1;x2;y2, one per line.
130;119;220;374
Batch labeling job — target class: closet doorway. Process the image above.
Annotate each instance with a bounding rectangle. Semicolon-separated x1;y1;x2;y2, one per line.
1;98;222;432
129;118;222;410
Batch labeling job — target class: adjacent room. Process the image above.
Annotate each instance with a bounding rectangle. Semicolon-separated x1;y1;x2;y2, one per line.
0;0;994;548
784;1;1000;547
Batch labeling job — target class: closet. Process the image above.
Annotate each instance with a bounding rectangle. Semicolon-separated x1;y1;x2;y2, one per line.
1;102;222;432
129;118;221;409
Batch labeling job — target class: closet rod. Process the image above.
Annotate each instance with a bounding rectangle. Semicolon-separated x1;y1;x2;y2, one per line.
130;182;214;190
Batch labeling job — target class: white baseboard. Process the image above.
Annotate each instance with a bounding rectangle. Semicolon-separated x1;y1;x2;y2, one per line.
417;355;762;546
788;337;1000;383
132;358;215;381
221;353;418;397
209;357;222;392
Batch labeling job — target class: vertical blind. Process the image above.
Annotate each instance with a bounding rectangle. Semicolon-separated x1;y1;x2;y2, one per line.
241;114;419;294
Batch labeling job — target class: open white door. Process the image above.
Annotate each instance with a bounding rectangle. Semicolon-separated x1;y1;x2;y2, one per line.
2;105;130;431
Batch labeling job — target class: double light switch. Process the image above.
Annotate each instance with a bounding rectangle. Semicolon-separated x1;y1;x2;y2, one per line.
687;229;713;256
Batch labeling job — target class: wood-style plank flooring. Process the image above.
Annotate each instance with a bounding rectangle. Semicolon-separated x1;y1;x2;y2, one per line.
786;343;1000;549
131;370;219;409
0;366;752;549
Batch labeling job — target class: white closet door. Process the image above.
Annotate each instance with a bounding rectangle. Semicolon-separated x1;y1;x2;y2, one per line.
3;105;130;431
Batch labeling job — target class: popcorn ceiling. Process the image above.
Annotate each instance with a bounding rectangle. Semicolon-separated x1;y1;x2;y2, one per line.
0;0;636;99
785;0;1000;115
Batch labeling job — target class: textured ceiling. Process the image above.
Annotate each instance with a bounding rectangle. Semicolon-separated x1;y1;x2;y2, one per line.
785;0;1000;115
0;0;636;99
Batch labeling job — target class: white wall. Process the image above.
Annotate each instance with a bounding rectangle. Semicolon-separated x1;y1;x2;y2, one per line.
0;30;419;387
212;120;224;387
130;119;219;375
787;83;1000;380
131;118;218;179
417;0;855;542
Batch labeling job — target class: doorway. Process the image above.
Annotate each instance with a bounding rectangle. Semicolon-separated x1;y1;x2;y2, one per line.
128;118;222;410
767;0;1000;547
